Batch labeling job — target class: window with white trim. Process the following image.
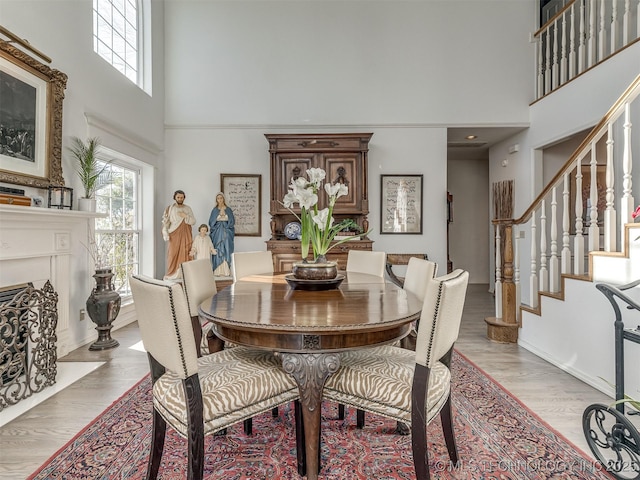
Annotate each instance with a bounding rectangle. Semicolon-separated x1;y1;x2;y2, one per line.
95;161;140;297
93;0;140;85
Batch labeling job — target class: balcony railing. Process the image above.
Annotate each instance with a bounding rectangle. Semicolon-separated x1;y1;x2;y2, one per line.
535;0;640;99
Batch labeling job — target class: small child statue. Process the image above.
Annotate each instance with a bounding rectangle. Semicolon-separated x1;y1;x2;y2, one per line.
190;224;217;261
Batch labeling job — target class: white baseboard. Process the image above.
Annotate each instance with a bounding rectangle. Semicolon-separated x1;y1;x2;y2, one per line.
518;337;614;399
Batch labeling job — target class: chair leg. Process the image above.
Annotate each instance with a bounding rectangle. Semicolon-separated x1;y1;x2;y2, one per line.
439;394;459;465
411;364;431;480
356;409;365;428
207;332;224;353
272;407;279;418
244;418;253;435
146;408;167;480
185;375;205;480
190;316;203;358
338;404;345;420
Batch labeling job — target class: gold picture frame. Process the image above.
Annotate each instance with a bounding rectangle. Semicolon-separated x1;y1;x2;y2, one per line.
221;174;262;237
0;40;67;188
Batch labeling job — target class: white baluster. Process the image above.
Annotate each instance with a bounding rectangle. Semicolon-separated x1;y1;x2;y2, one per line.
560;11;568;85
588;144;600;252
552;21;559;90
545;29;552;94
495;225;503;319
579;0;586;73
604;122;617;252
621;102;635;242
574;160;586;274
569;3;576;79
623;0;631;45
537;34;545;98
514;225;521;321
637;1;640;46
530;213;538;309
561;172;572;273
588;0;597;67
539;199;549;292
611;0;618;54
549;187;560;292
598;0;606;60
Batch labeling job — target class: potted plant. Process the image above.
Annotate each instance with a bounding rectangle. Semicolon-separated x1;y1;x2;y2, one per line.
68;136;109;211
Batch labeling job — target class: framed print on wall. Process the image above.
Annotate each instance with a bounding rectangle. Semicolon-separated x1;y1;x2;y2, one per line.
0;40;67;188
221;174;262;236
380;174;423;234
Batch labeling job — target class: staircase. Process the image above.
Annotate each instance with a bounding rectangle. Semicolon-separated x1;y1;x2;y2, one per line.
487;70;640;400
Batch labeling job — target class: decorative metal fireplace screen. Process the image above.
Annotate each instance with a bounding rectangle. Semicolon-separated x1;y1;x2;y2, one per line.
0;281;58;411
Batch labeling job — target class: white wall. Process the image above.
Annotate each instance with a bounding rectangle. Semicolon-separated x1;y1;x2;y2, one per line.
448;157;490;283
164;126;449;272
162;0;536;278
0;0;165;351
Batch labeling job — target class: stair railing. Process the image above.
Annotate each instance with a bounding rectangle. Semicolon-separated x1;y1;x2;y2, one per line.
534;0;640;100
490;74;640;335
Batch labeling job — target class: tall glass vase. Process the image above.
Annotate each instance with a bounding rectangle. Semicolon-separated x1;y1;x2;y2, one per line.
86;268;121;350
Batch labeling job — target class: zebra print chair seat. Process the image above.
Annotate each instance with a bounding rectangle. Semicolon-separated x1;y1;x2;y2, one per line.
130;274;299;480
324;269;469;480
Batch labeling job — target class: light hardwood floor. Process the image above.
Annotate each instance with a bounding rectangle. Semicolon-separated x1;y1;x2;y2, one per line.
0;284;615;479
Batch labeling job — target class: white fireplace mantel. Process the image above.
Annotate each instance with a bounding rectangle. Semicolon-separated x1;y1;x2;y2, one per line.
0;205;104;356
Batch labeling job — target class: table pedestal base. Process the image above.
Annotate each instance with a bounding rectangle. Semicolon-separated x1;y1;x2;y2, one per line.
281;352;340;480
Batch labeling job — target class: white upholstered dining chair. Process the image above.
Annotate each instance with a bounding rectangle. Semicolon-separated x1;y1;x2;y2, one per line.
180;258;221;356
323;269;470;480
231;251;274;281
130;274;299;480
346;250;386;277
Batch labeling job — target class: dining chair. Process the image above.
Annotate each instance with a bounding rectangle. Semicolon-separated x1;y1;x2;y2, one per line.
323;269;470;480
400;257;438;350
339;249;394;425
341;257;438;427
385;253;430;288
346;250;386;277
180;258;222;356
231;251;274;281
129;274;300;480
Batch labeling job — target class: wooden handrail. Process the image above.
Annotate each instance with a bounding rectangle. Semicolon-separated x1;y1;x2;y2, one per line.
534;0;576;38
494;73;640;226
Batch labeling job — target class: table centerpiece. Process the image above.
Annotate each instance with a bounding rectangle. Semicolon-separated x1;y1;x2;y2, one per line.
282;167;367;281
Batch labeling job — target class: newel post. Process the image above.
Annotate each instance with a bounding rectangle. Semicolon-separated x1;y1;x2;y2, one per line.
485;219;519;343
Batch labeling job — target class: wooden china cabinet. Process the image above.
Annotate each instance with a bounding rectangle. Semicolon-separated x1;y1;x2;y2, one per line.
265;133;374;272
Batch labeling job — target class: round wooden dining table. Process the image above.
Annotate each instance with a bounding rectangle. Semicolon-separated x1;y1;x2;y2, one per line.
198;272;423;480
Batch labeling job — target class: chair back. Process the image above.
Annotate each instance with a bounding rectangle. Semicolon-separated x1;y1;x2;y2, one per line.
231;251;274;282
346;250;386;277
130;274;199;379
181;258;217;317
403;257;438;303
415;269;469;369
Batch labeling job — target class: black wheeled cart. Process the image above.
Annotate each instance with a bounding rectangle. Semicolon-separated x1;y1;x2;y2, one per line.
582;279;640;480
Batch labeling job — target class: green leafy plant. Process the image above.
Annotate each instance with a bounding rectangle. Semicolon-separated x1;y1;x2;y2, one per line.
68;137;110;199
599;377;640;412
339;218;363;234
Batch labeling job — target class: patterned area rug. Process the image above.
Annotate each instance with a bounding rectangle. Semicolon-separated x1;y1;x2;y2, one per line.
28;351;611;479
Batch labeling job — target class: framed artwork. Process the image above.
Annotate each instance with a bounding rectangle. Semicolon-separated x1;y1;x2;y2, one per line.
380;174;423;234
569;164;606;234
0;40;67;188
221;174;262;236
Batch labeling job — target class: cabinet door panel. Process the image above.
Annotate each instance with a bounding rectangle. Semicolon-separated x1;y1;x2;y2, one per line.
274;154;314;213
324;154;359;211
